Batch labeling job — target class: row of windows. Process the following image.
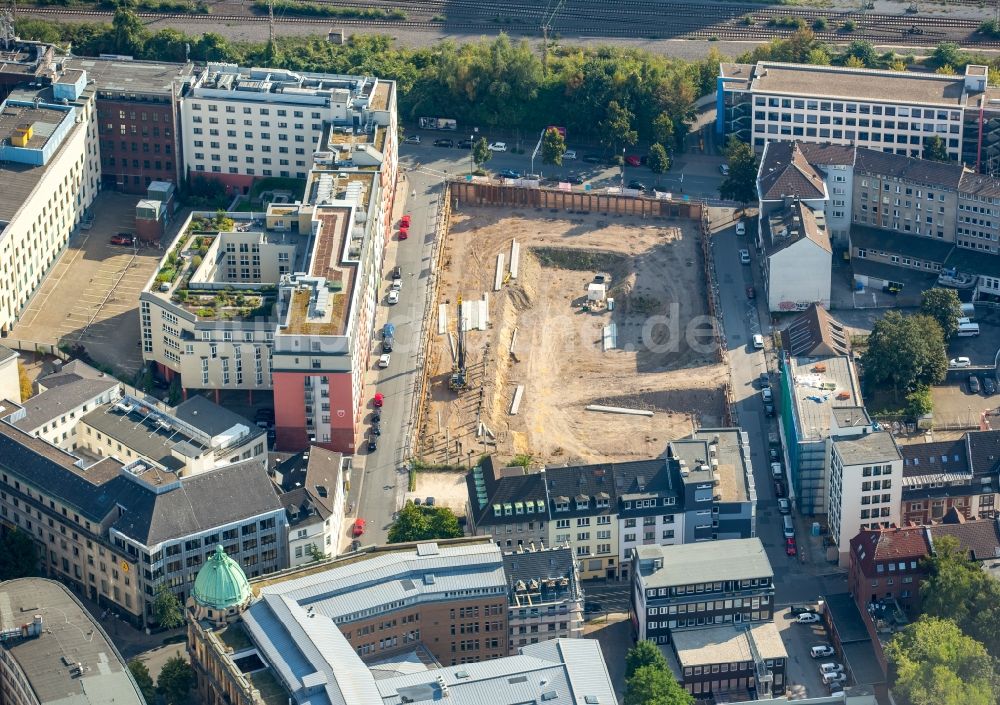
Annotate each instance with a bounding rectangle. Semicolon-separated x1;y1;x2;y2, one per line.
754;123;958;148
191;104;321;119
756;111;959;133
753;96;960;121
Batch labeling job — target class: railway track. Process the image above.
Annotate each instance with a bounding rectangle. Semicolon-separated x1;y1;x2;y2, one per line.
19;2;999;46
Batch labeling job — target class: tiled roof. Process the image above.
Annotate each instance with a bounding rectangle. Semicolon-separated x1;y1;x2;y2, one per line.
779;304;850;357
850;527;930;577
958;171;1000;198
854;147;966;189
758;141;826;201
12;376;120;432
967;430;1000;476
796;142;857;166
764;200;831;256
901;438;969;476
929;517;1000;561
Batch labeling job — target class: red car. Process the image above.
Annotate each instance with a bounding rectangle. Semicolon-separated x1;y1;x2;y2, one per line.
399;226;409;240
400;214;411;228
746;286;755;299
373;392;384;408
625;155;641;167
352;518;366;537
785;537;797;557
110;233;135;246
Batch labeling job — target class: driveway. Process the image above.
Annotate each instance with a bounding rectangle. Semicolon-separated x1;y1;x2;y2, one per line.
775;607;837;699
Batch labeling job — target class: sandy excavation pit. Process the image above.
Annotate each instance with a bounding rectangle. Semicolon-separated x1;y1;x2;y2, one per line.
418;207;728;468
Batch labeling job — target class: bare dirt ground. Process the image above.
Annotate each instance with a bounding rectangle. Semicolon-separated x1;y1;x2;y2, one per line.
417;207;726;468
408;472;469;514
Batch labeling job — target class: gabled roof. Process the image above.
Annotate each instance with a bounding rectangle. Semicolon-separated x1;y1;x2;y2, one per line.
466;457;548;529
929;516;1000;561
12;375;120;433
967;430;1000;476
758;141;826;201
796;142;857;167
853;148;966;189
37;359;108;390
764;199;831;256
901;438;969;477
850;527;930;577
779;304;850;357
0;344;17;364
172;394;258;439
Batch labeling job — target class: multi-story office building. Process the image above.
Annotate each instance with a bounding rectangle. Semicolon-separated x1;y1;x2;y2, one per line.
0;32;56;101
188;547;617;705
718;62;985;161
0;578;145;705
671;622;787;700
829;430;903;565
502;545;583;653
468;437;757;581
67;56;193;193
0;399;286;627
179;63;397;194
0;78;101;334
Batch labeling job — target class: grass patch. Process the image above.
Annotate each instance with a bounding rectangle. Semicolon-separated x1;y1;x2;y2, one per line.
249;176;307;202
532;247;628;273
411;457;470;472
253;0;405;19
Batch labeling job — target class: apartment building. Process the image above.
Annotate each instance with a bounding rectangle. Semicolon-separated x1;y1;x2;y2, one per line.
0;77;101;334
271;446;348;565
467;438;757;581
67;56;193;193
718;62;984;160
179;63;397;194
502;545;583;653
0;345;18;404
0;578;145;705
77;393;266;476
829;430;903;565
10;360;121;449
0;399;286;627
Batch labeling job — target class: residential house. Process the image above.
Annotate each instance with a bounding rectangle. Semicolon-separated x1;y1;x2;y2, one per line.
760;199;832;311
272;446;349;565
848;526;929;615
502;545;583;653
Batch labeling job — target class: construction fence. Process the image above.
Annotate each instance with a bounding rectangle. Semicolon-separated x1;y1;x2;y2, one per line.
448;181;704;219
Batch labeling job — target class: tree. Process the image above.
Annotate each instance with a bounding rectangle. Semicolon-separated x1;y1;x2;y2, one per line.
626;641;669;679
112;0;146;57
128;659;157;705
840;39;879;67
647;143;670;184
905;386;933;419
719;136;758;208
651;114;675;152
541;127;567;167
153;584;185;629
885;617;997;705
472;137;492;171
624;664;693;705
931;42;965;71
920;287;962;339
387;503;463;544
17;361;32;401
598;100;637;153
922;136;950;162
860;311;947;397
0;529;37;580
156;655;195;705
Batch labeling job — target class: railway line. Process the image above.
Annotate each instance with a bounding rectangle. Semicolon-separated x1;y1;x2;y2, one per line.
18;0;1000;47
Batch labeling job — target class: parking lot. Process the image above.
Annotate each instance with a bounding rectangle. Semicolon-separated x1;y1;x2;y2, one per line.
11;192;167;376
774;607;837;699
948;308;1000;366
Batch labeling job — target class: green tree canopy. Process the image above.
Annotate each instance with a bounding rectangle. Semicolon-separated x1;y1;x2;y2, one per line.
860;311;948;396
472;137;492;170
647;143;670;181
625;640;669;679
904;386;933;419
387;503;463;544
153;584;185;629
542;127;567;167
886;617;998;705
624;664;693;705
922;135;950;162
112;0;146;56
598;100;638;153
719;135;758;208
0;529;38;580
128;659;157;705
920;287;963;339
157;655;195;705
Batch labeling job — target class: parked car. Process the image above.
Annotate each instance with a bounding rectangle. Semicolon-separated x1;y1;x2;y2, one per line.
401;214;411;228
433;138;454;148
810;645;835;658
488;142;507;152
984;377;996;395
371;421;381;436
391;279;402;292
457;138;474;149
627;179;647;191
720;164;730;175
769;446;780;461
498;169;521;179
425;497;435;506
762;388;773;403
764;402;775;417
746;286;755;299
760;372;771;388
399;227;409;240
739;249;751;264
753;333;764;349
625;155;642;167
387;290;399;305
367;436;378;451
735;221;746;236
110;233;135;246
563;149;577;160
822;672;847;685
798;612;822;624
352;518;366;536
820;663;844;675
373;393;384;407
969;375;982;394
790;606;816;616
950;357;972;368
378;353;391;369
774;480;785;498
584;602;603;613
392;265;402;280
786;537;797;557
778;498;791;514
564;173;584;184
403;135;421;144
371;409;381;423
771;461;783;479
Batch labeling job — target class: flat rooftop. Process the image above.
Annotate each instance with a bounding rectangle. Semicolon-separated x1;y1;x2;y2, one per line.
687;428;752;503
0;578;144;705
672;621;787;666
82;401;209;472
635;538;773;588
787;354;861;442
833;431;901;466
65;56;192;97
0;101;67;150
748;62;967;106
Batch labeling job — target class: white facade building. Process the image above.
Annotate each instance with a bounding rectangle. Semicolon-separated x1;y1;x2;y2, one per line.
829;430;903;566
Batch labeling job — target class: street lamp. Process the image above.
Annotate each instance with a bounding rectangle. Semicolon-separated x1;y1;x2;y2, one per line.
469;133;474;176
530;128;546;178
620;147;626;188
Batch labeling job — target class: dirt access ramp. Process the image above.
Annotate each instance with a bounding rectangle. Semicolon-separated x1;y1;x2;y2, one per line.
418;207;727;467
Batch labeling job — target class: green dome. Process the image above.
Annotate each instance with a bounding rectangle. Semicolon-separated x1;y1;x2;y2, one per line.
192;545;251;610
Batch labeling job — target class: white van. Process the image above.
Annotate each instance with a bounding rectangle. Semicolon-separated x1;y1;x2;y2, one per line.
957;322;980;337
783;515;795;538
956;317;971;326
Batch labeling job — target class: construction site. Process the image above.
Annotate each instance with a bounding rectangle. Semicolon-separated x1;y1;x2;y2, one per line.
416;204;728;468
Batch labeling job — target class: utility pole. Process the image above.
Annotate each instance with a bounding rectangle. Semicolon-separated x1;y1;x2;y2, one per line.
267;0;275;52
540;0;565;76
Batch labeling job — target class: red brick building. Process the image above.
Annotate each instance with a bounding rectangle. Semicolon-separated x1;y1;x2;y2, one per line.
848;526;929;615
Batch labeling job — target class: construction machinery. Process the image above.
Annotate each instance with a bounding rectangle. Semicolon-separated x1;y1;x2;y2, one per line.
449;295;468;391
